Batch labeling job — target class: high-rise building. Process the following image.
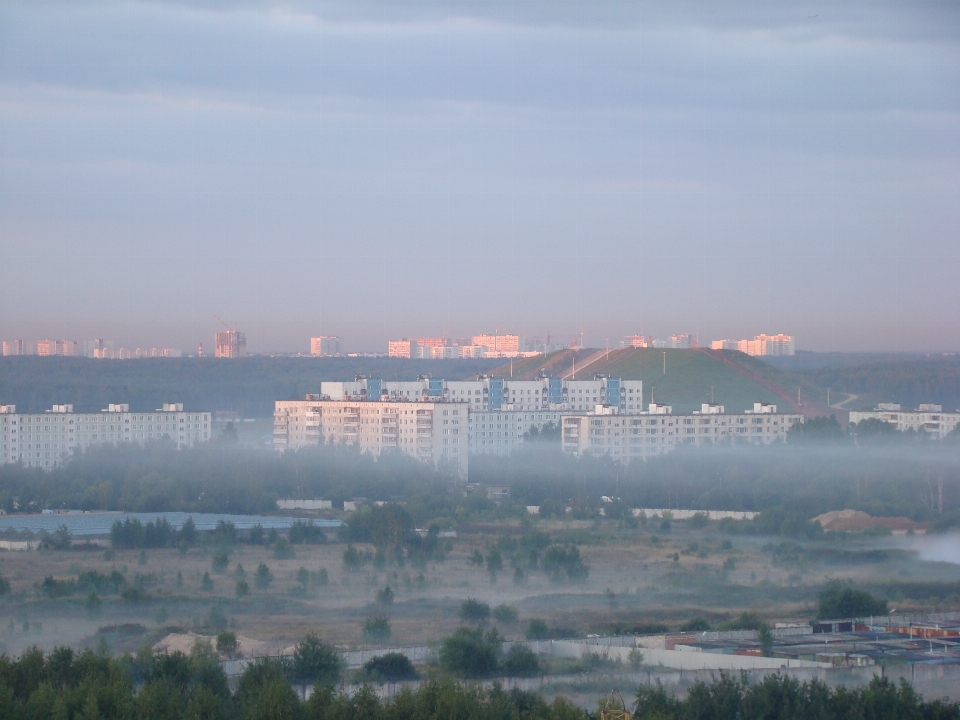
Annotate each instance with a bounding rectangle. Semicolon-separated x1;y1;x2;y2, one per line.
711;334;794;356
621;335;649;348
2;340;25;356
215;330;246;358
388;339;417;358
273;398;469;477
310;336;342;357
35;339;78;356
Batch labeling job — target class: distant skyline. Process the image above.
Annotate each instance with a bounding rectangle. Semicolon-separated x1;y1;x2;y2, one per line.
2;1;958;353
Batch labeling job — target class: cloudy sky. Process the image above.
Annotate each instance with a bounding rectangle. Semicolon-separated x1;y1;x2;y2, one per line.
1;1;958;353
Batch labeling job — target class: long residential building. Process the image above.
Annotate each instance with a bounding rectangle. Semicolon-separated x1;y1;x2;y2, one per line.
849;404;960;439
0;404;212;469
317;376;643;413
273;399;469;476
561;403;804;463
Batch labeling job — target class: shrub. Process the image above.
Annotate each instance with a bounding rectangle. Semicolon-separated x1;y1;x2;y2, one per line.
212;551;229;574
439;627;501;678
289;520;327;545
525;618;550;641
235;579;250;598
459;598;491;623
272;537;295;560
817;581;888;619
290;633;342;685
362;652;418;682
540;544;589;582
343;545;367;571
493;604;519;624
255;563;273;589
501;644;540;677
217;630;240;658
375;585;394;606
362;616;392;644
680;618;711;632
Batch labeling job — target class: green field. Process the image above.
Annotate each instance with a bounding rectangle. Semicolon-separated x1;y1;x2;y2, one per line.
601;349;784;414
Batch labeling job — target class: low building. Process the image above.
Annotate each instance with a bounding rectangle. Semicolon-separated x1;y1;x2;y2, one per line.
0;403;212;469
849;404;960;439
561;403;803;463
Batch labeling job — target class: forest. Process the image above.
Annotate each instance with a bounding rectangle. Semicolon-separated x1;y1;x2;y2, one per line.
1;644;957;720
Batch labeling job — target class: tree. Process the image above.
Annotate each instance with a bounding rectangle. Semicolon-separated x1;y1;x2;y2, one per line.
362;652;418;682
439;627;501;678
758;624;774;657
679;618;711;632
493;604;519;624
375;585;394;606
342;545;367;571
526;618;550;640
216;631;240;659
290;633;342;685
201;572;214;591
459;598;491;623
362;616;392;645
501;644;540;677
486;547;503;578
817;581;888;619
254;563;273;589
235;579;250;598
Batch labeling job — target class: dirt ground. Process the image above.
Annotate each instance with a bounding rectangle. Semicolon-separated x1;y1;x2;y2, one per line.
1;517;957;658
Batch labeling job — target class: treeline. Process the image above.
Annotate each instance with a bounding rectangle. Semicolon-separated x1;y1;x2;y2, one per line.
0;356;501;417
2;438;959;530
787;355;960;411
1;645;957;720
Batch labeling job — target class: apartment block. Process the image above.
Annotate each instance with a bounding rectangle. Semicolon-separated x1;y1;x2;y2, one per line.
2;340;25;356
711;334;795;357
273;398;469;477
215;330;246;358
469;410;562;455
316;376;642;413
561;403;803;463
35;340;78;357
310;336;342;356
0;403;212;469
849;404;960;439
387;333;524;359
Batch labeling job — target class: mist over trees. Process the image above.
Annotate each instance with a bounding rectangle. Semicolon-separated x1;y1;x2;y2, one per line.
1;435;958;530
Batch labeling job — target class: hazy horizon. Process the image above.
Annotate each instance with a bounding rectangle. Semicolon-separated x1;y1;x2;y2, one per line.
2;1;959;353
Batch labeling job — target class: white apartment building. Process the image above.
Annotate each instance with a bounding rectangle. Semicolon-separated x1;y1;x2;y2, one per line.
469;410;562;455
3;340;25;356
561;403;803;464
316;376;643;414
273;398;469;477
310;336;342;356
711;334;795;357
849;404;960;439
0;403;212;469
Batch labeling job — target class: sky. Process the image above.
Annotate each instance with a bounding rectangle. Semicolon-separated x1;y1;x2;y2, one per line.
1;1;958;354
